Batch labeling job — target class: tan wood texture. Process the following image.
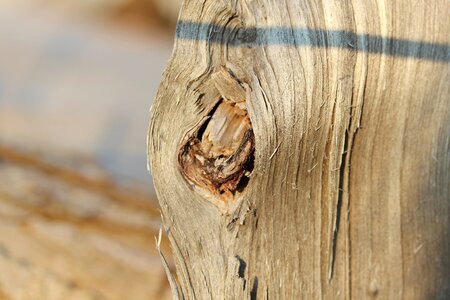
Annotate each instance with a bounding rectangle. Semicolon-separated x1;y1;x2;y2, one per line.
148;0;450;298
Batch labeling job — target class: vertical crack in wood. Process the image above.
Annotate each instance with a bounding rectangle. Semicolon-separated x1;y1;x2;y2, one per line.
235;255;247;290
328;129;349;281
328;79;364;282
250;277;259;300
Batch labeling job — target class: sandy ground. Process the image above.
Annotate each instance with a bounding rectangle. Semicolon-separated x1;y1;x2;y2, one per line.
0;4;174;192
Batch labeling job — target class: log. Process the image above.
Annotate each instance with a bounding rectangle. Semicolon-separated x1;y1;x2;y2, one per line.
0;145;171;300
148;0;450;299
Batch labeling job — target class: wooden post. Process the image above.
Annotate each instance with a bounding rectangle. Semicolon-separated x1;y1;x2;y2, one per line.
148;1;450;298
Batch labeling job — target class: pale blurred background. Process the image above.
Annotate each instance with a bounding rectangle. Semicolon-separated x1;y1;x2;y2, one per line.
0;1;181;299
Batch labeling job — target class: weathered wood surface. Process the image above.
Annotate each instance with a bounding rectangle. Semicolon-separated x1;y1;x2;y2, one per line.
148;0;450;299
0;145;171;300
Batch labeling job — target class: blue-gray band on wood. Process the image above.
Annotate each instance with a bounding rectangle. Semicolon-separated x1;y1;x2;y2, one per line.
176;21;450;62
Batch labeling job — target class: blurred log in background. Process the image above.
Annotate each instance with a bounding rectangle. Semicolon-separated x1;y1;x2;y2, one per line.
0;0;181;299
0;145;171;300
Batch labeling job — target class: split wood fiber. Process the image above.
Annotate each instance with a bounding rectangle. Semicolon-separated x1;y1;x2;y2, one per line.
148;0;450;299
178;67;255;214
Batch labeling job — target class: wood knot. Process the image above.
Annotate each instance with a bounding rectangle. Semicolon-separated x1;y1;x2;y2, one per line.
178;67;254;213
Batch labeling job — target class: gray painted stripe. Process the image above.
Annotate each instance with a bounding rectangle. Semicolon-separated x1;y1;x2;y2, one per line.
176;21;450;62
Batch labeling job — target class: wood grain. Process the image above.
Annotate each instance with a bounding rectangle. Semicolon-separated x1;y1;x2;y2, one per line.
148;0;450;298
